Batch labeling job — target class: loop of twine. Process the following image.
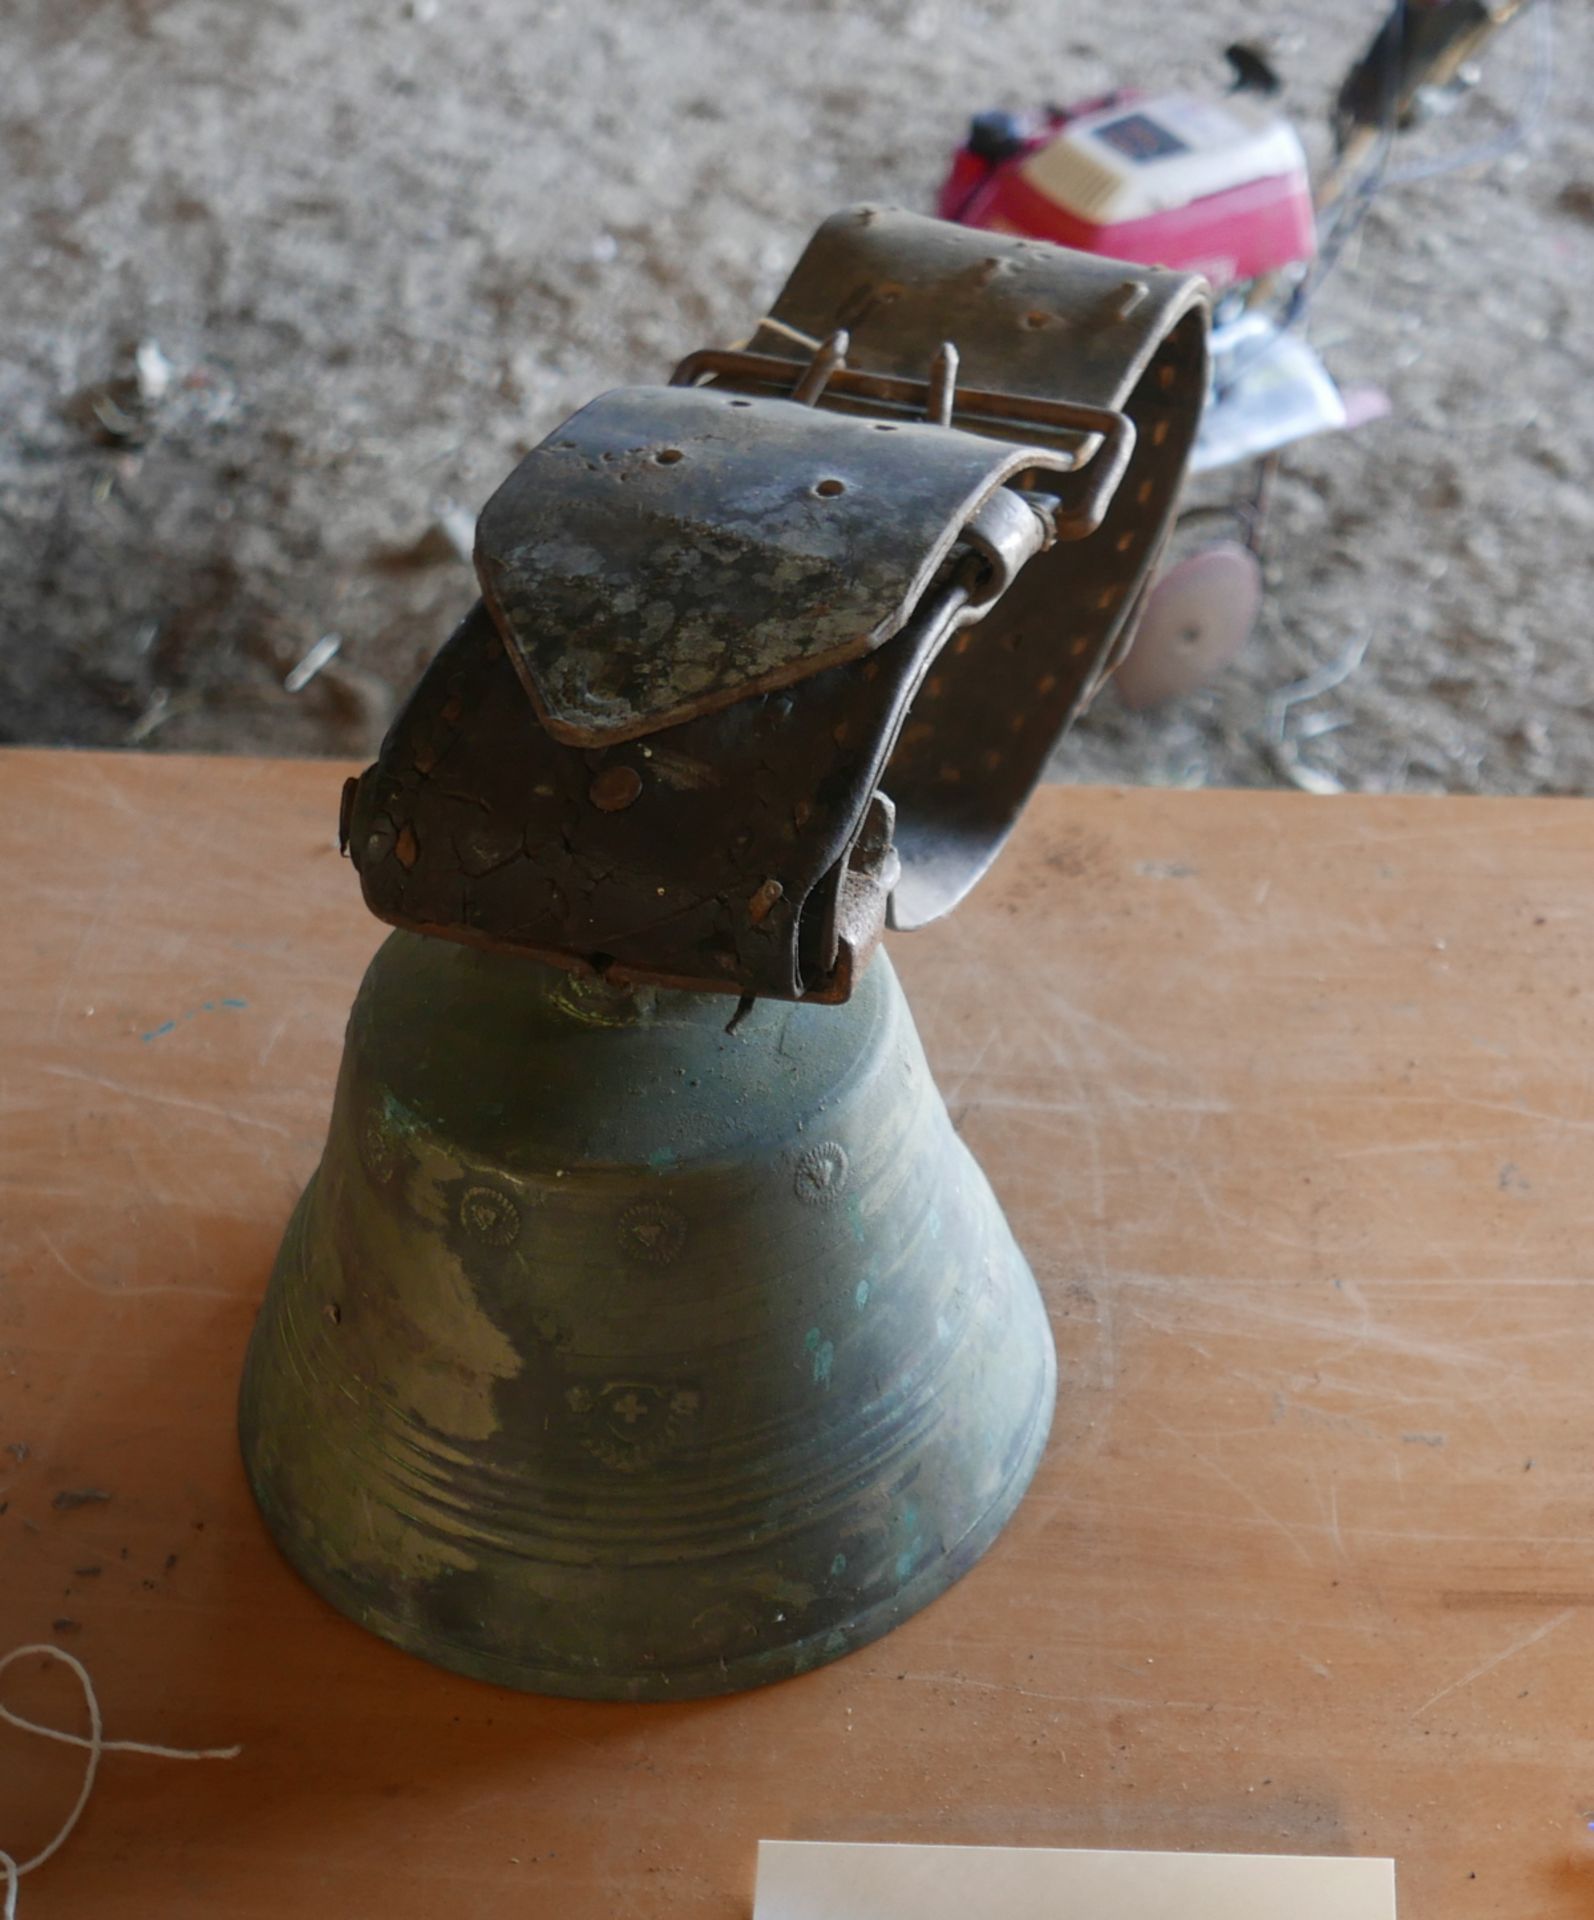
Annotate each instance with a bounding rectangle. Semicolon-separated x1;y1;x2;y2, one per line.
754;313;822;350
0;1642;242;1920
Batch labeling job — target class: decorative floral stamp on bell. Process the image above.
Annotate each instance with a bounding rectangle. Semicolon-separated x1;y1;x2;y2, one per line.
616;1199;688;1263
565;1380;704;1472
793;1141;850;1204
457;1184;521;1247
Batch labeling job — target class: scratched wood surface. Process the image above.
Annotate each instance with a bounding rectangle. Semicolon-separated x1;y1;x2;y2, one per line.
3;748;1593;1919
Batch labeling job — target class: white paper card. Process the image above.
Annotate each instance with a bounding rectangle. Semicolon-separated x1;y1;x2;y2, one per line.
754;1841;1395;1920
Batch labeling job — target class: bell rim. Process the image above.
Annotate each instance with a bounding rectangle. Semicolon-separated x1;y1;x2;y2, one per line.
240;1336;1056;1702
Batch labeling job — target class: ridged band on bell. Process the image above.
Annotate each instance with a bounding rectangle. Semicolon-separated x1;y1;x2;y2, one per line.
239;936;1055;1699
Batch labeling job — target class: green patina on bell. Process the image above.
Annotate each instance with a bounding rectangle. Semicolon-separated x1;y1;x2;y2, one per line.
238;208;1206;1696
240;935;1053;1699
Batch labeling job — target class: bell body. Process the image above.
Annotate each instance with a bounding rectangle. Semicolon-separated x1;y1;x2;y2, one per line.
240;933;1054;1700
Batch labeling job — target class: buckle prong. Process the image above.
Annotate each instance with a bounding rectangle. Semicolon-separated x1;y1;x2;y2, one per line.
927;340;959;429
790;329;850;408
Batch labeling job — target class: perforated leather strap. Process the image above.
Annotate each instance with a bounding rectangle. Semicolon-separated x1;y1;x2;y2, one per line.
345;206;1209;1002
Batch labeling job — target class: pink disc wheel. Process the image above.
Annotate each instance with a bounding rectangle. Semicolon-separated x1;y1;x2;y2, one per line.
1112;541;1263;712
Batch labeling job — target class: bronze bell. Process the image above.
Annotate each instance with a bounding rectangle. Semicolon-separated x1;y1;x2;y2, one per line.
239;207;1208;1698
240;937;1052;1698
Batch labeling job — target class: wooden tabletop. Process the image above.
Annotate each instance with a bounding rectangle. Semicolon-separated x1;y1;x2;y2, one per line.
3;747;1593;1918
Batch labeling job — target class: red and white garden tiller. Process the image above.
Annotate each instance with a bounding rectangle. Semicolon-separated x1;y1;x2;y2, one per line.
938;0;1548;709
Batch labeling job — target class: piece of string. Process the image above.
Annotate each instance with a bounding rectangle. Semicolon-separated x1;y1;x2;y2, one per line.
753;313;821;350
0;1642;242;1920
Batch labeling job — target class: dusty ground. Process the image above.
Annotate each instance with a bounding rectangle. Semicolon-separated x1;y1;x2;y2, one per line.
3;0;1590;794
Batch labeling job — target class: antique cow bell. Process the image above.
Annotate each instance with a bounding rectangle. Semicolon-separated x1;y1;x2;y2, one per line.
240;207;1208;1699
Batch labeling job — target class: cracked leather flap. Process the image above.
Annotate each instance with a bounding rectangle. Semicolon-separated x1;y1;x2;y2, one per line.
474;384;1068;747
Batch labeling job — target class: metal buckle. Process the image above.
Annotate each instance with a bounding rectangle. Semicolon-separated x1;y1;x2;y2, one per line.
670;327;1136;540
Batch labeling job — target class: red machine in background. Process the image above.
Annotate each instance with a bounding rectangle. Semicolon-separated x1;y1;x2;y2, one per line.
937;2;1541;711
938;89;1316;294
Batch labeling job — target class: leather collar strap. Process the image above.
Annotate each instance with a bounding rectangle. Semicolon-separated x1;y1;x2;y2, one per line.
345;206;1209;1002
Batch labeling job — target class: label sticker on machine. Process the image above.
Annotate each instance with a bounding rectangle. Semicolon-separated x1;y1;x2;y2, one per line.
1093;111;1191;164
753;1841;1397;1919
